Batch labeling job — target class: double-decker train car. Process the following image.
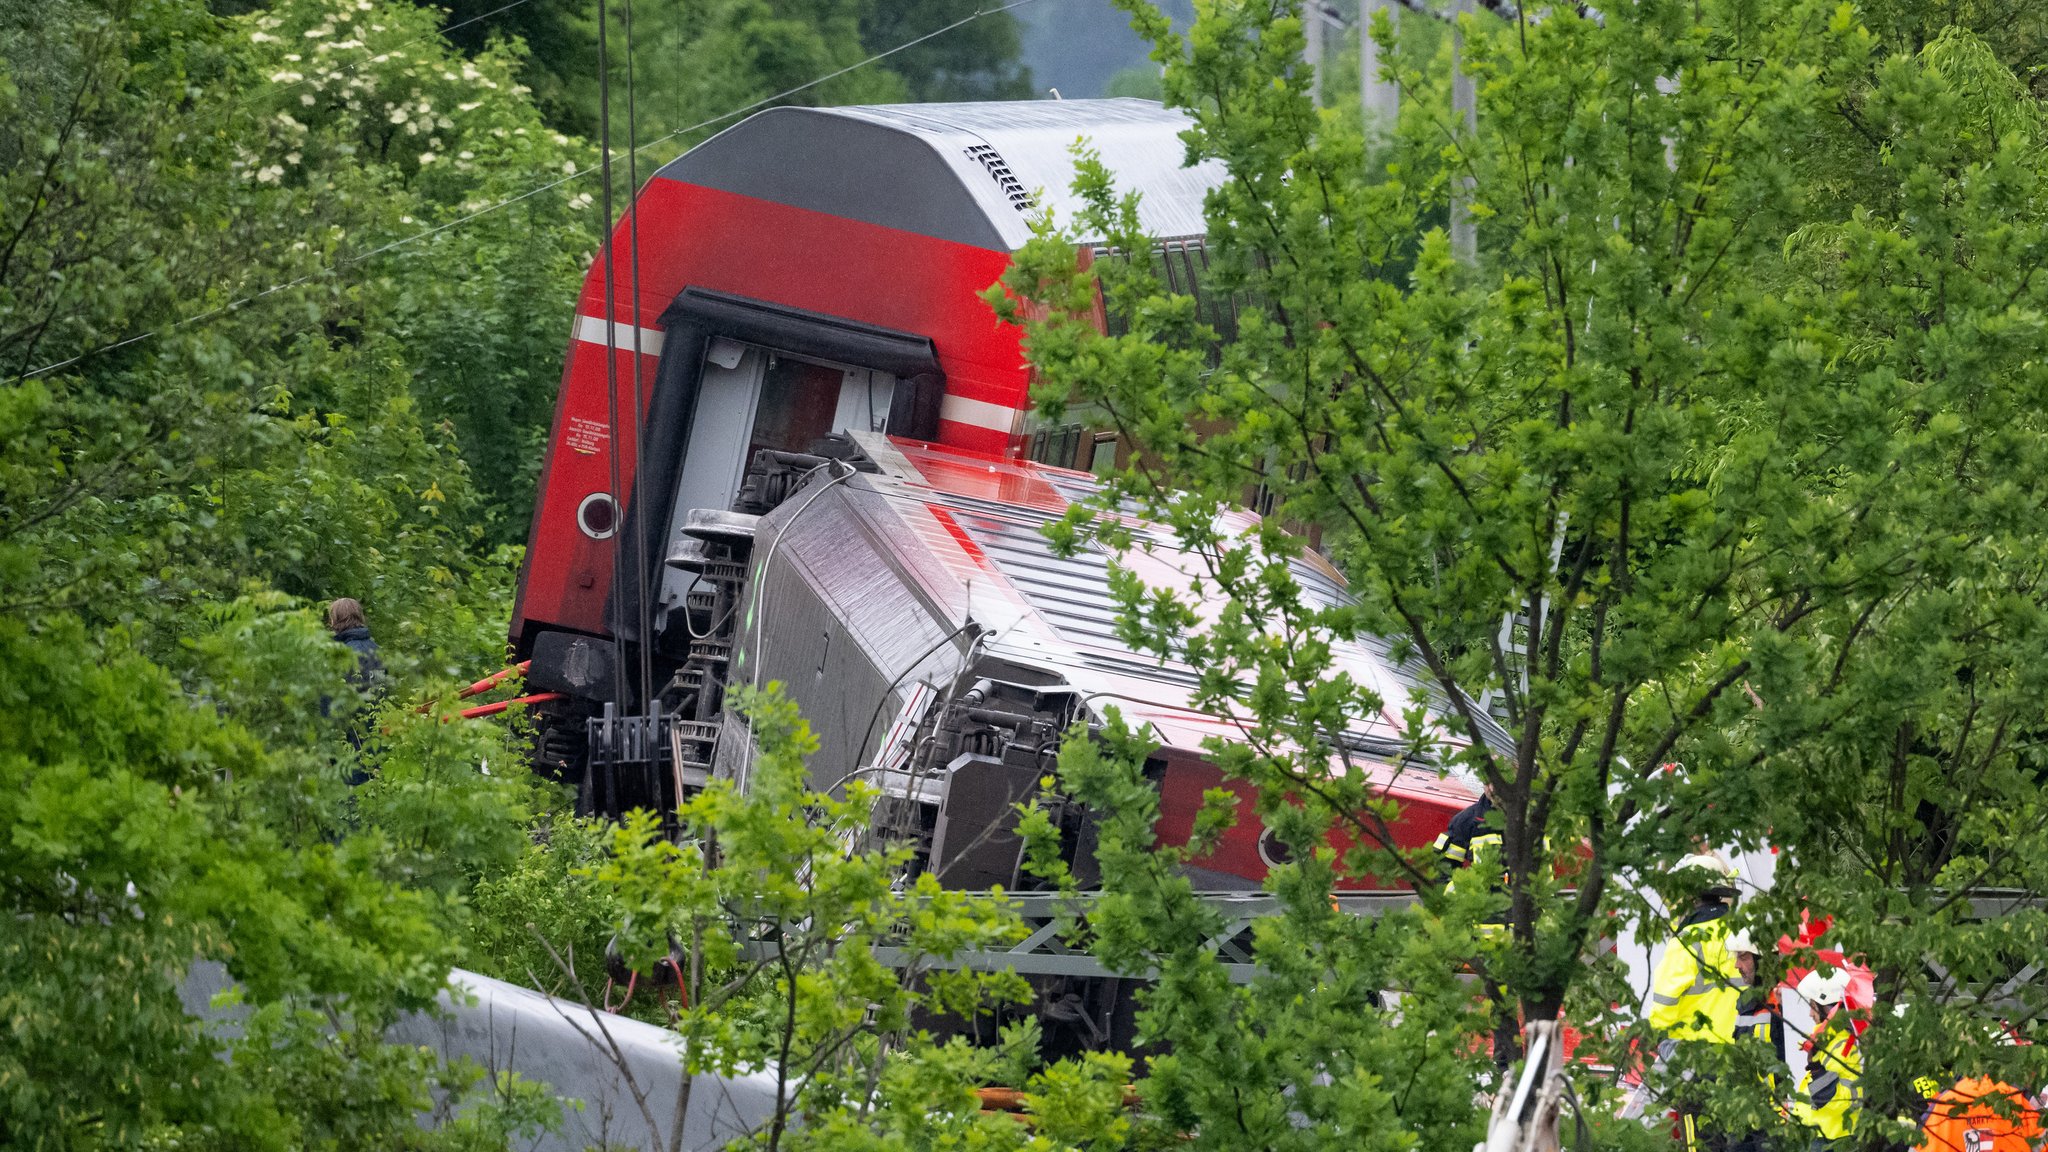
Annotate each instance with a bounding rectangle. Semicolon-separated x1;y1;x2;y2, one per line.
506;99;1486;1042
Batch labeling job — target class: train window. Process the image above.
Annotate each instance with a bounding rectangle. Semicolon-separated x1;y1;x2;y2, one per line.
1088;432;1118;477
749;355;845;459
1027;422;1083;469
1092;239;1243;355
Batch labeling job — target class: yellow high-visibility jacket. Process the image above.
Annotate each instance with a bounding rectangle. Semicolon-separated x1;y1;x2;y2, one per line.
1793;1026;1863;1140
1647;906;1740;1042
1435;796;1506;936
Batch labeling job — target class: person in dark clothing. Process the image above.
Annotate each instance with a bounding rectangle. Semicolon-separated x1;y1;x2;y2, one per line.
1434;789;1508;934
326;598;385;782
1434;791;1498;874
327;597;385;692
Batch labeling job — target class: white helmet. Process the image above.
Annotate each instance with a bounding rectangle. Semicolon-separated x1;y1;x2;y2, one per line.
1726;930;1759;956
1798;968;1852;1008
1676;853;1742;896
1676;852;1738;877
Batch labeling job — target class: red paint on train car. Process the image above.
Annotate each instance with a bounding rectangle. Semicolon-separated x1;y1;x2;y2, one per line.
1155;754;1460;887
514;178;1028;648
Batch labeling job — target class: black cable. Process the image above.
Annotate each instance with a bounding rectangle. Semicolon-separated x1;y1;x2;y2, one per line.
622;0;655;727
594;0;629;813
851;621;982;779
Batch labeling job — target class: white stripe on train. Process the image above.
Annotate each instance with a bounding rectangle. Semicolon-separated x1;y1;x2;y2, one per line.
573;313;1024;436
574;314;666;358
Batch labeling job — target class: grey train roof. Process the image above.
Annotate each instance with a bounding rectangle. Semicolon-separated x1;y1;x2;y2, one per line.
655;99;1223;252
741;435;1494;805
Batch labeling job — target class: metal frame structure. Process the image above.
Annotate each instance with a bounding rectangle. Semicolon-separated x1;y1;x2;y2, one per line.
863;890;1420;985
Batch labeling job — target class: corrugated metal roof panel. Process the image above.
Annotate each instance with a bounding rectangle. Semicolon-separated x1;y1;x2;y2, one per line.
745;437;1484;815
826;99;1219;246
850;440;1484;801
660;99;1219;251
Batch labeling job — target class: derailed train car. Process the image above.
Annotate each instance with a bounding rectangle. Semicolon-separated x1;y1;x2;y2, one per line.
506;98;1485;1042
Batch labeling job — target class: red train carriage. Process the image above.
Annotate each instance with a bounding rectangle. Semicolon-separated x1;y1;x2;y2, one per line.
505;102;1485;1042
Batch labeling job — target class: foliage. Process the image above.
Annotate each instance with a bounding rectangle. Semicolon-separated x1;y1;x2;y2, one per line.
578;684;1045;1152
351;692;538;896
1103;64;1162;101
1025;716;1491;1151
994;0;2048;1145
0;0;581;1144
465;810;625;998
232;0;599;551
430;0;1033;140
0;0;586;654
0;609;554;1150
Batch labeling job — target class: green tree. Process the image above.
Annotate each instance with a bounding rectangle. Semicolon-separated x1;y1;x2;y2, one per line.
0;604;556;1149
579;684;1051;1152
1;0;585;1142
231;0;599;551
1103;64;1162;100
994;0;2048;1146
433;0;1032;141
1;0;590;650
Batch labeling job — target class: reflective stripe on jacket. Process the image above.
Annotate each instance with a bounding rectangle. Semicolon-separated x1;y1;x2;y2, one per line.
1435;795;1507;934
1793;1027;1863;1140
1735;990;1786;1097
1646;904;1740;1042
1434;795;1495;869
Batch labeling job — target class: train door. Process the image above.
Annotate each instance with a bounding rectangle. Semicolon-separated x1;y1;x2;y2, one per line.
654;338;895;628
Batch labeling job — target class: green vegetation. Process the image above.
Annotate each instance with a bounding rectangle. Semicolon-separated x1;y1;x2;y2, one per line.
996;0;2048;1143
0;0;1036;1145
3;0;581;1144
432;0;1033;140
1102;64;1161;100
12;0;2048;1147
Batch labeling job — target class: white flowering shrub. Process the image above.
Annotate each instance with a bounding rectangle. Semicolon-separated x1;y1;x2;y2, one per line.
233;0;600;542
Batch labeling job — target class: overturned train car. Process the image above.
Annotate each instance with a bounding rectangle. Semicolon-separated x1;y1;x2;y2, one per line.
508;99;1483;1040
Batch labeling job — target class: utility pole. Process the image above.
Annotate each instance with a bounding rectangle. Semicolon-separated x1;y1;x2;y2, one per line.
1359;0;1400;132
1448;0;1478;262
1303;1;1326;107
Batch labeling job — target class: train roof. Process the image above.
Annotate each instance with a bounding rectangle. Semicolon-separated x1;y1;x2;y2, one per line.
756;433;1489;812
655;98;1222;252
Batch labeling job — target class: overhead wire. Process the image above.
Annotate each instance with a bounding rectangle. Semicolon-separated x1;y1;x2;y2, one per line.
9;0;1042;385
594;0;630;816
622;0;656;727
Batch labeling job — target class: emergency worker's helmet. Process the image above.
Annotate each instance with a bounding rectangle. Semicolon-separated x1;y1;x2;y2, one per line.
1675;852;1742;900
1798;967;1852;1009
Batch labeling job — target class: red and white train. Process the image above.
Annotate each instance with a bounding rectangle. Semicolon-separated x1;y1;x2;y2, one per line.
505;99;1483;1040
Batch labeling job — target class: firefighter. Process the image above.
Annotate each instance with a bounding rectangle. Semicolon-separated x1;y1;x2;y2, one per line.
1433;787;1498;873
1912;1022;2042;1152
1914;1075;2043;1151
1641;854;1748;1151
1724;930;1782;1152
1647;854;1744;1042
1730;931;1783;1057
1792;968;1863;1145
1433;786;1507;936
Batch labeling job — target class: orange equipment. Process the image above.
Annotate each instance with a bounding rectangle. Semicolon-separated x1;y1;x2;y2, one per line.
1915;1077;2042;1152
